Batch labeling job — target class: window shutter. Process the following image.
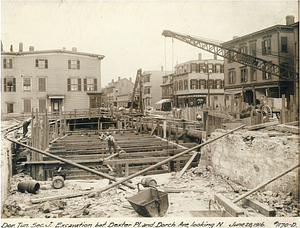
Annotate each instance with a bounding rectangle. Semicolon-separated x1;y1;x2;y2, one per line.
45;59;48;68
245;69;248;82
35;59;39;67
221;64;224;73
77;60;80;69
233;71;236;83
78;78;81;91
94;78;97;91
13;78;16;91
84;78;87;91
4;78;6;92
9;59;13;68
3;59;6;69
196;64;200;73
67;78;71;91
262;41;265;55
68;60;71;69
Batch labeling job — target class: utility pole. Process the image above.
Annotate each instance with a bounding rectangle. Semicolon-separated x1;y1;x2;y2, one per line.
139;70;144;115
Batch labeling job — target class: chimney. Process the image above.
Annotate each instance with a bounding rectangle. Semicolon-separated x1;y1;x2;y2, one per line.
233;36;239;39
10;45;13;52
112;79;114;83
118;76;121;81
29;46;34;51
129;77;132;82
1;41;3;52
198;53;202;60
63;47;66;50
214;54;217;60
19;42;23;52
72;47;77;52
286;15;295;26
161;66;164;71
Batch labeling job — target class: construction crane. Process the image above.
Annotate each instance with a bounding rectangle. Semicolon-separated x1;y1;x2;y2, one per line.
162;30;297;81
129;68;144;115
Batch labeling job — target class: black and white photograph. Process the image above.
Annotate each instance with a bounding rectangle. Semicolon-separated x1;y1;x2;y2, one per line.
1;0;299;226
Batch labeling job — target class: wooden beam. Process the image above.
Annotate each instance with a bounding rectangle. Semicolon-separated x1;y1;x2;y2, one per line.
4;136;136;189
178;152;199;178
242;198;276;217
215;193;244;217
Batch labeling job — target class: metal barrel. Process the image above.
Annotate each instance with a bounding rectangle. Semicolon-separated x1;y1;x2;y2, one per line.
140;177;157;187
17;180;40;194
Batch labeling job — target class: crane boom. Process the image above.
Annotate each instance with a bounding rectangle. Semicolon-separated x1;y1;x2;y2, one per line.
129;68;142;114
162;30;297;81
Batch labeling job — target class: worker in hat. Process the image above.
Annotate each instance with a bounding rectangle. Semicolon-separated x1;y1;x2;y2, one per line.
105;132;117;154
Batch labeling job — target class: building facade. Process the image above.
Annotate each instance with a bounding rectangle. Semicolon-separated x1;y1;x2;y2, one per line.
104;77;134;108
221;16;298;107
172;55;225;108
142;70;172;111
160;73;174;111
1;45;104;118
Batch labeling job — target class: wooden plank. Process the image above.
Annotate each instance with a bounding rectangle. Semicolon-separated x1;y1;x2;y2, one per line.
179;152;199;178
268;133;293;137
246;121;279;131
163;188;204;193
242;198;276;217
215;193;244;217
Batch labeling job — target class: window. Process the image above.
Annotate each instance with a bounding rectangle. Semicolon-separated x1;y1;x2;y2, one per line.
241;68;248;82
190;79;198;89
184;80;188;90
228;51;235;63
208;64;214;73
250;43;256;56
198;80;206;89
174;81;178;91
191;63;197;73
228;70;236;84
179;80;183;90
35;59;48;68
4;77;16;92
262;39;271;55
262;65;271;80
39;99;46;113
281;37;287;52
144;87;150;94
23;77;31;92
38;78;46;91
163;77;168;84
220;64;224;73
239;46;248;54
67;78;81;91
215;64;221;73
250;68;257;81
144;75;150;83
24;99;31;113
3;59;13;69
68;59;80;69
216;80;224;89
84;78;97;91
7;103;14;113
208;80;214;89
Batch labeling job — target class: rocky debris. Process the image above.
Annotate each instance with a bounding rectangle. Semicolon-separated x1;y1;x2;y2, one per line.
42;202;51;213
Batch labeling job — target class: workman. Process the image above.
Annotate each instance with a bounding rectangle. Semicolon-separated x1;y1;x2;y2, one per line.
23;117;34;137
105;133;117;154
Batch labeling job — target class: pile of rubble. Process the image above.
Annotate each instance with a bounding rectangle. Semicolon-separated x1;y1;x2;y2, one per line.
2;168;299;218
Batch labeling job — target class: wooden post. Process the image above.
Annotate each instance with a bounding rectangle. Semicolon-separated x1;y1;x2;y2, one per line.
290;95;294;121
281;94;286;124
74;109;77;130
163;120;167;138
183;122;186;143
250;105;254;126
168;122;172;139
59;111;62;136
125;164;129;177
176;124;179;144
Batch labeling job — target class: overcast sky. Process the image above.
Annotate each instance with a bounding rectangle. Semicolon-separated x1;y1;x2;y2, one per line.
1;0;298;87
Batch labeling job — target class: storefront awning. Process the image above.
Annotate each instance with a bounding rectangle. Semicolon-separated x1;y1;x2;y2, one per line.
155;99;171;104
224;89;242;95
48;94;65;99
